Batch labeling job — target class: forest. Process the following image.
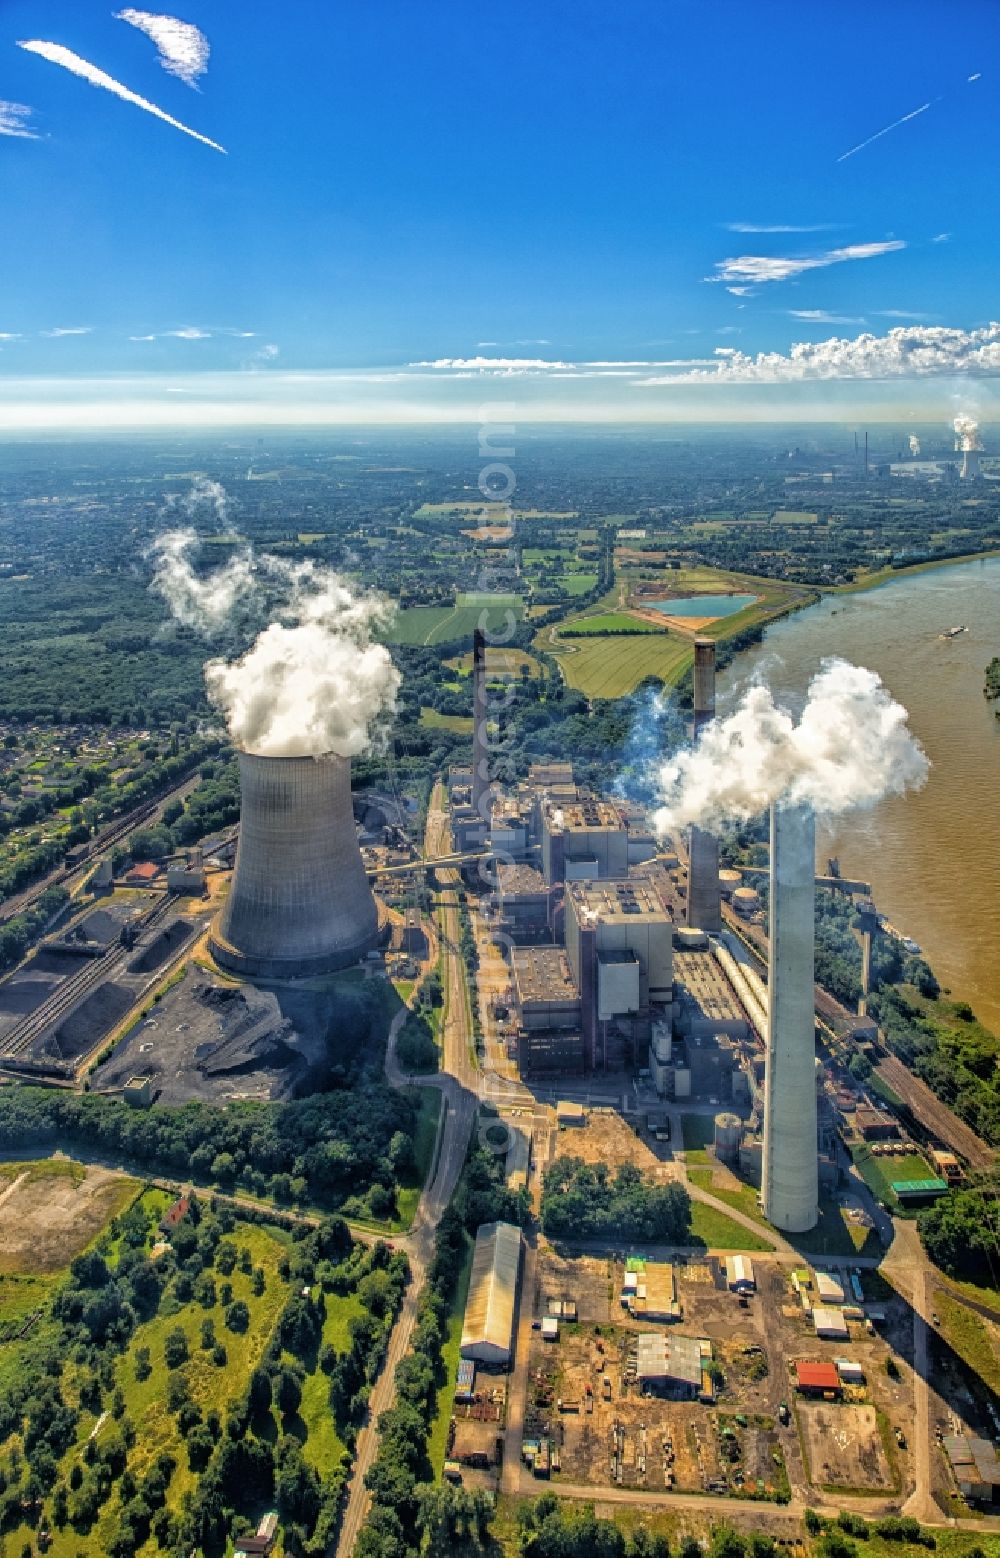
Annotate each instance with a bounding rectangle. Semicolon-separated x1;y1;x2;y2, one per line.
541;1157;692;1243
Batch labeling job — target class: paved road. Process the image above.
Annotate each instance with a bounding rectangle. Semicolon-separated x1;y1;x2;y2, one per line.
335;785;479;1558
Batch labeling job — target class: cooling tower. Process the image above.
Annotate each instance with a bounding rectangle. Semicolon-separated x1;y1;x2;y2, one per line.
687;637;722;933
961;447;982;480
761;801;819;1232
210;751;381;979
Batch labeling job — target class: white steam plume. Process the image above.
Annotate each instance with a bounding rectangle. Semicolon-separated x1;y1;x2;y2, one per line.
908;434;921;455
152;530;400;758
652;659;928;835
953;413;982;451
17;39;226;153
176;475;229;525
116;10;209;88
151;528;254;635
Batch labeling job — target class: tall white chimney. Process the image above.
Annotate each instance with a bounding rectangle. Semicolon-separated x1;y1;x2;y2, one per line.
761;801;819;1232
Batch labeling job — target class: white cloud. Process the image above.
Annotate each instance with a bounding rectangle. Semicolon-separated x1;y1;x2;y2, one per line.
116;9;209;88
0;100;40;139
725;222;837;233
412;356;573;370
633;322;1000;385
874;309;930;319
932;232;951;243
42;326;92;337
0;333;22;342
163;326;211;339
789;309;866;324
708;240;905;287
726;285;755;297
18;39;225;153
129;333;157;341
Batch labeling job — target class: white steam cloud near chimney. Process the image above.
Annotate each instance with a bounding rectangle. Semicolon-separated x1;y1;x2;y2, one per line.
151;505;399;759
953;413;983;451
652;659;928;835
908;434;921;456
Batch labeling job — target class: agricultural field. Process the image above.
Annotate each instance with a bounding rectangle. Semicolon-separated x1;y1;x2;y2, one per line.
558;611;662;635
389;600;524;646
542;632;692;697
420;707;474;733
558;572;599;595
444;647;544;679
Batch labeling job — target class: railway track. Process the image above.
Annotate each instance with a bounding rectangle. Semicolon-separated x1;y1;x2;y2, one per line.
0;893;177;1060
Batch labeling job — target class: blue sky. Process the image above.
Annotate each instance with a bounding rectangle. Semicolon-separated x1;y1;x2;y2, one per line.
1;0;997;425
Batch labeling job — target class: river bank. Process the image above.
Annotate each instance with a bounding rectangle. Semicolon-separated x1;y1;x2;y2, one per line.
720;553;1000;1032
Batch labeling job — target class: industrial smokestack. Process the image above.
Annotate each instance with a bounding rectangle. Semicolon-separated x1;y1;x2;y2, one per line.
210;751;381;978
686;638;721;934
472;628;490;821
761;801;818;1233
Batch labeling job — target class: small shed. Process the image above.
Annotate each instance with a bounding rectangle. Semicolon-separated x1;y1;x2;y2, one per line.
541;1316;559;1342
725;1255;756;1293
835;1359;866;1385
795;1361;842;1396
813;1306;850;1340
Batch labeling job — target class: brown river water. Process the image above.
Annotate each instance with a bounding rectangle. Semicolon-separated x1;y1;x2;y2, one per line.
718;556;1000;1032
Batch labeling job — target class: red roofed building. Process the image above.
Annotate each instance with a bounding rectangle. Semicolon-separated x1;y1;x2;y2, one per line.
160;1193;191;1233
795;1361;842;1395
126;860;161;885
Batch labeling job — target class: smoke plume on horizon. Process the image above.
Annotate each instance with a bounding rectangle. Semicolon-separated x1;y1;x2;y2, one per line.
652;658;928;835
954;413;982;451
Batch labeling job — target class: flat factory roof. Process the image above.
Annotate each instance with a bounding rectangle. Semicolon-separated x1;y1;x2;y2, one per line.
511;946;578;1005
636;1333;705;1388
498;863;546;897
566;878;666;922
674;950;748;1026
550;799;625;832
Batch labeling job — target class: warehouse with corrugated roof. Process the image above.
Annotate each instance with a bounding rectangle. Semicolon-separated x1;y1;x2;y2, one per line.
460;1221;523;1367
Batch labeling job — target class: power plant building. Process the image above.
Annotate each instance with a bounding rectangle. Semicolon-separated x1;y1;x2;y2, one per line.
761;802;819;1232
541;797;629;886
564;879;672;1070
210;751;383;980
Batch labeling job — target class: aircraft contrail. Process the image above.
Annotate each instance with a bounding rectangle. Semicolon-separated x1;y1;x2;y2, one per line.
837;70;981;163
18;38;226;152
837;100;934;162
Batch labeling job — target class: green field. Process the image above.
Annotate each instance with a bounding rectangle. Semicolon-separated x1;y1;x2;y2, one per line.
558;611;661;635
935;1292;1000;1397
390;601;524;646
772;510;818;524
558;572;599;595
689;1202;773;1252
420;707;474;733
545;632;692;697
425;1232;475;1475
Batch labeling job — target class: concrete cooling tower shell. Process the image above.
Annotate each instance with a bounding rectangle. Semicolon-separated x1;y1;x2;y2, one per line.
210;751;381;979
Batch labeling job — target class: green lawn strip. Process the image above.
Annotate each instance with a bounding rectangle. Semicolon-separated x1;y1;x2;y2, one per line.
850;1143;901;1210
425;1232;475;1476
296;1290;366;1475
935;1292;1000;1396
689;1202;773;1252
687;1167;769;1227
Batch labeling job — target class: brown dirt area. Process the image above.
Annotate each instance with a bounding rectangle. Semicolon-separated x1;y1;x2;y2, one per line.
0;1163;140;1274
555;1113;682;1183
797;1400;893;1491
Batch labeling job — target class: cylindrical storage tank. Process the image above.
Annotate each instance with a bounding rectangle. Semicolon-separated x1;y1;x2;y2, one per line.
714;1111;742;1164
210;751;381;979
718;868;742;899
732;886;760;917
675;926;708;950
